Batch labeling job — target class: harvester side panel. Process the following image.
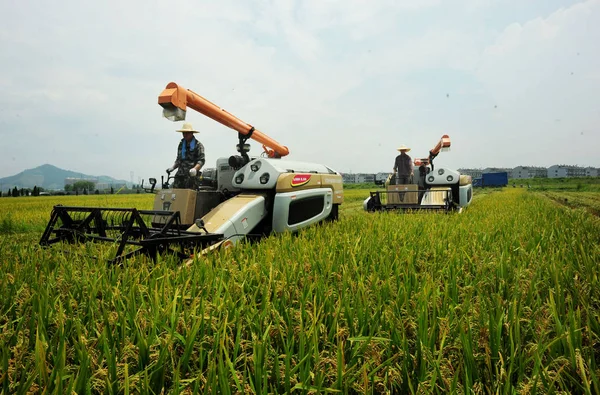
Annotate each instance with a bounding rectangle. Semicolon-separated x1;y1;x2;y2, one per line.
188;193;268;241
272;188;334;232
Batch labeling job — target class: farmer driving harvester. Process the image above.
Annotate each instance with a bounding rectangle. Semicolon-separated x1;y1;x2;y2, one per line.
392;144;413;185
166;122;206;189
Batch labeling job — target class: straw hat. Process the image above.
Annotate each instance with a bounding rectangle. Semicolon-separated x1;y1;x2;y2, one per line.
397;144;411;152
175;122;199;133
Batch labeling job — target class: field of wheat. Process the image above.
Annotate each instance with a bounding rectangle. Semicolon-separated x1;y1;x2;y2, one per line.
0;187;599;394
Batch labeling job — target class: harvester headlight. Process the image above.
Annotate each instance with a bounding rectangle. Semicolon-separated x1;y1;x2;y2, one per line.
427;176;435;183
447;175;454;182
236;143;251;154
259;172;270;184
250;161;262;172
235;174;244;184
438;169;445;175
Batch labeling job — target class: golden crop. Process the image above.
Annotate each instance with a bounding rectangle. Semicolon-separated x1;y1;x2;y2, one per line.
0;188;598;393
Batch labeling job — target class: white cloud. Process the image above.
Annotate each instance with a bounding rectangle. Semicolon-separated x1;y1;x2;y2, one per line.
0;0;598;183
471;0;600;166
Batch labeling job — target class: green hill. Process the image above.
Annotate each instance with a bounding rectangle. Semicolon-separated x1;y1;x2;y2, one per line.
0;164;130;191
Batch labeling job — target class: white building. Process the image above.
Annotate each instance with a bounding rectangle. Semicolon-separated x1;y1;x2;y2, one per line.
512;166;547;179
341;173;357;184
341;173;378;184
585;167;599;177
355;173;376;183
547;165;587;178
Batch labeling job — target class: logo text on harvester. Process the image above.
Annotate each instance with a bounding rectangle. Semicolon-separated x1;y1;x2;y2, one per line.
291;174;311;187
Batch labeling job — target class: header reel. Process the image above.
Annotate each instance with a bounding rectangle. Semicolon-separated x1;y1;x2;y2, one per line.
39;205;224;264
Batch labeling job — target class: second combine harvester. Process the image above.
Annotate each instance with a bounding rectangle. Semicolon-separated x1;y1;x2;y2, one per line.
363;135;473;213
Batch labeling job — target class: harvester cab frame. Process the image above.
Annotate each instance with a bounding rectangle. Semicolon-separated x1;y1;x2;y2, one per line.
363;134;473;213
40;82;344;264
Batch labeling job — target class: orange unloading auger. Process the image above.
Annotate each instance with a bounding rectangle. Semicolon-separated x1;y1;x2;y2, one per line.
158;82;290;158
414;134;451;167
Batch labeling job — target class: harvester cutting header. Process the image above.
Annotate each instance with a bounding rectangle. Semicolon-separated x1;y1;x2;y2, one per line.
40;82;343;264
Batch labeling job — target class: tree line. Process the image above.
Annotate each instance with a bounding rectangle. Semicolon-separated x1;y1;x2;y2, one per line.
1;181;104;197
0;186;45;197
0;181;145;197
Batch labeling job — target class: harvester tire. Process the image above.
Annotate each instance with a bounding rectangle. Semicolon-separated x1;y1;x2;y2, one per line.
327;204;339;221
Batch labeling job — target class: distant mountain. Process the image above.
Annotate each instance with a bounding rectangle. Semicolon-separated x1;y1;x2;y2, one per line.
0;164;130;191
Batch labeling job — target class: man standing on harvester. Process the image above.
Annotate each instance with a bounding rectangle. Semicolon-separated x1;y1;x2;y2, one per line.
392;144;413;185
166;122;205;189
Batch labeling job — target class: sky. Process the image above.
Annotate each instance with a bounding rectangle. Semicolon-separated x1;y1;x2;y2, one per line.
0;0;598;183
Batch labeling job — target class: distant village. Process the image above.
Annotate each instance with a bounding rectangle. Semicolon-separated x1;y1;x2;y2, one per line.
343;164;600;184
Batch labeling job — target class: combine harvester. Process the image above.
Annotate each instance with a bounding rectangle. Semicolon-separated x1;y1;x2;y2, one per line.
363;135;472;213
40;82;344;264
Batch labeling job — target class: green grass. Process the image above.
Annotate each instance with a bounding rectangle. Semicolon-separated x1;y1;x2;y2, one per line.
537;191;600;217
511;177;600;192
0;188;599;393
